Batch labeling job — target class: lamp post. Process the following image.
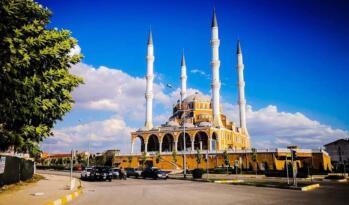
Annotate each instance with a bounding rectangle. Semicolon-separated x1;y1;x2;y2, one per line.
181;98;187;179
166;83;187;178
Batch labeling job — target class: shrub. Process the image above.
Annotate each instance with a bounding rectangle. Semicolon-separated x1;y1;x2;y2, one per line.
192;168;204;179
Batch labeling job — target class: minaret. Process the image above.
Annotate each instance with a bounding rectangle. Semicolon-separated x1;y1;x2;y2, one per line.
180;51;187;102
145;30;154;130
210;9;223;127
236;40;249;139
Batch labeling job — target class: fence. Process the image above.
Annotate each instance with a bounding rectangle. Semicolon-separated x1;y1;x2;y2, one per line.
0;155;34;186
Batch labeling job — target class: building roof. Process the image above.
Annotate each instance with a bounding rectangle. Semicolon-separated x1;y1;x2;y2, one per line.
324;138;349;146
183;92;210;103
48;153;71;158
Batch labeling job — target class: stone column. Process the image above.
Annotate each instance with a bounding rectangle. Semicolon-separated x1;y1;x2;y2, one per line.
191;140;195;152
131;141;134;153
144;141;148;153
174;140;178;152
209;138;212;152
159;140;163;153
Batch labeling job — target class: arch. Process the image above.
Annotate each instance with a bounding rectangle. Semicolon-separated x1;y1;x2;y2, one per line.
147;134;159;152
162;133;174;152
134;135;145;153
194;131;208;150
211;132;218;151
178;132;191;151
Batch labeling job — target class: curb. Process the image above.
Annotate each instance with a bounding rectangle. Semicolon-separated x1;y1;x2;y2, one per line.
45;188;82;205
323;178;347;182
214;179;244;184
300;183;320;191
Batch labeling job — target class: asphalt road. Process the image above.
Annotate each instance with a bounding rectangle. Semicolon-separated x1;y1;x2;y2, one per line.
37;170;349;205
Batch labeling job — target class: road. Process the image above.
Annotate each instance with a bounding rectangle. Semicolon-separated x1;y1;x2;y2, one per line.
38;170;349;205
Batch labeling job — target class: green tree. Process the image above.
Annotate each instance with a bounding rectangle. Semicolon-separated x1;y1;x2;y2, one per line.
0;0;83;154
127;155;132;167
223;150;230;174
141;152;147;169
172;150;177;164
155;151;161;164
195;149;201;168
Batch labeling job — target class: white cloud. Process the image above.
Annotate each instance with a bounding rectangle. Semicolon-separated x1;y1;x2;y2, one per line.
70;63;171;122
43;116;134;153
69;45;81;57
223;104;349;149
190;69;210;79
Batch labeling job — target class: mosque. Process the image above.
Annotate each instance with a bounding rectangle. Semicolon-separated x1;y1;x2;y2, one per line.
130;10;250;154
115;10;332;173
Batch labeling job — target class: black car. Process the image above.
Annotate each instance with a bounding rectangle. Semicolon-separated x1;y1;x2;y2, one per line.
141;167;168;179
125;168;142;178
91;166;113;181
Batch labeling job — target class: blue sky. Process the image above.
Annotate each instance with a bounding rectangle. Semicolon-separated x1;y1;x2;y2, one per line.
37;0;349;152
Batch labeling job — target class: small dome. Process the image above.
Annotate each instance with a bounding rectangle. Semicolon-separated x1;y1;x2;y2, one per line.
183;92;210;103
167;121;179;127
183;122;194;128
198;122;211;127
138;127;148;131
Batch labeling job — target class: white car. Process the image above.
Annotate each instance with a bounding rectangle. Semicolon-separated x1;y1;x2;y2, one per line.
81;167;93;180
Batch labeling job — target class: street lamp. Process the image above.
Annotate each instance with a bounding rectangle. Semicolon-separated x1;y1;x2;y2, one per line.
166;83;188;178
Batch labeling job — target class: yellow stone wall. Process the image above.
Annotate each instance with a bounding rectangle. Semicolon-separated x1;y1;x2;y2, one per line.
115;151;332;172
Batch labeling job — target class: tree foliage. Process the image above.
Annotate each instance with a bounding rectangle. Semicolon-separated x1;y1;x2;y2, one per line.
155;151;161;164
195;149;201;168
0;0;83;154
172;150;177;164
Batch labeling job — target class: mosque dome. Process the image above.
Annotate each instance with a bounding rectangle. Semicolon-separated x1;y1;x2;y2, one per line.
183;92;210;103
183;122;195;128
167;120;180;127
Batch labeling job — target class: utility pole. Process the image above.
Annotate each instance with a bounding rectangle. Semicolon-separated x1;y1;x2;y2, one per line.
180;100;187;179
206;149;209;181
70;150;73;178
286;155;289;185
87;142;90;167
291;149;297;187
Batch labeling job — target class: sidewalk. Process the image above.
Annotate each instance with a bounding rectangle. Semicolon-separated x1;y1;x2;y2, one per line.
0;174;80;205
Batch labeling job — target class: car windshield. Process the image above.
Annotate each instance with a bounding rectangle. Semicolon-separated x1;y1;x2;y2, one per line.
96;167;110;172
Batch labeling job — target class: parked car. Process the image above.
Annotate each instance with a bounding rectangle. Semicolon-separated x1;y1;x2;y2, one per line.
112;168;127;180
125;168;142;178
141;167;168;179
92;166;113;181
111;168;120;179
81;167;93;180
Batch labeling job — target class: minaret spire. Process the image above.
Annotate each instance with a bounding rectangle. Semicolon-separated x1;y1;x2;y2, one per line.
210;8;223;127
148;29;153;45
236;40;250;146
180;50;187;101
145;29;154;130
211;8;218;28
